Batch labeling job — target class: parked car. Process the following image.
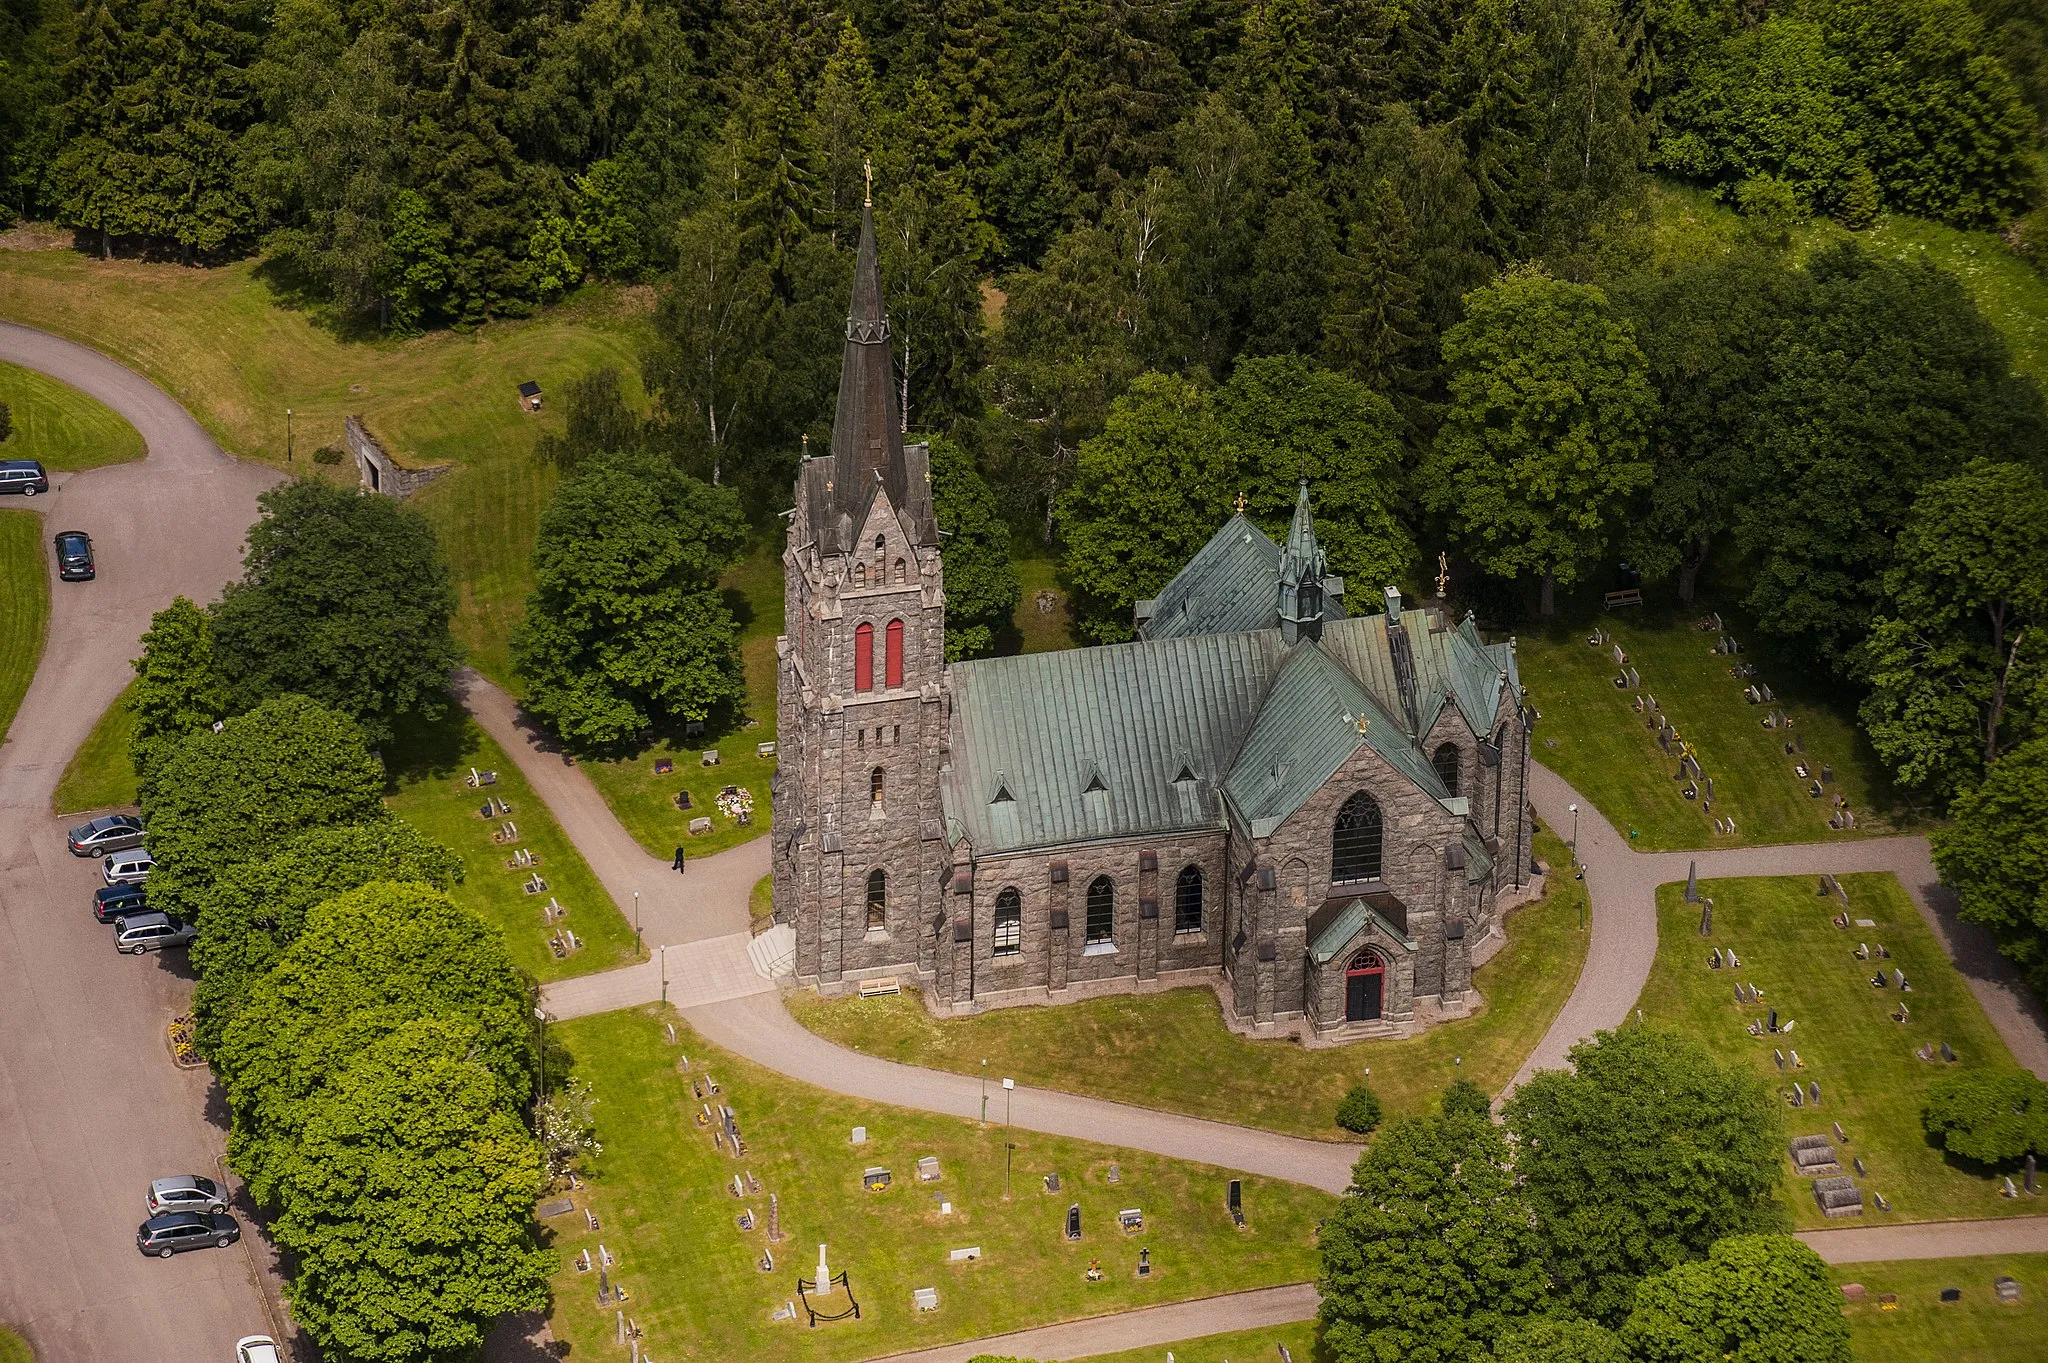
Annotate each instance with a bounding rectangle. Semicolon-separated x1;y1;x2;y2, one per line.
136;1211;239;1257
113;912;197;953
235;1338;282;1363
102;850;154;885
53;529;94;580
147;1175;228;1216
68;813;143;856
0;459;47;496
92;884;148;922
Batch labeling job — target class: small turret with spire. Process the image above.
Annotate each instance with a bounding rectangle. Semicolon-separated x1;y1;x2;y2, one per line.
1278;481;1329;645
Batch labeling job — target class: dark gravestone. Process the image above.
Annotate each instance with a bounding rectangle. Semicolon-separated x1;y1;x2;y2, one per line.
1228;1179;1242;1213
1808;1081;1821;1105
2027;1155;2038;1196
1685;862;1699;903
1065;1204;1082;1241
1769;1009;1780;1033
1942;1287;1962;1303
1941;1042;1957;1063
1700;901;1713;936
1854;1156;1867;1177
1045;1172;1061;1192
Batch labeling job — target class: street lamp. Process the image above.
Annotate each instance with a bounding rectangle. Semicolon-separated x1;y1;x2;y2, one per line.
1003;1076;1014;1127
980;1058;988;1123
1568;803;1584;929
533;1005;550;1100
285;407;293;462
634;889;642;955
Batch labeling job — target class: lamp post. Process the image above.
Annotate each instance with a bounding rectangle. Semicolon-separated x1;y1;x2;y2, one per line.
1003;1076;1014;1127
1569;803;1583;929
285;407;293;462
1005;1141;1015;1198
634;890;642;955
533;1005;550;1101
980;1058;988;1123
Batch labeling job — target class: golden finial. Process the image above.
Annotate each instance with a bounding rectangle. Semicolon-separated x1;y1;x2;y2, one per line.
864;158;873;208
1233;490;1248;514
1436;550;1450;599
1355;716;1370;736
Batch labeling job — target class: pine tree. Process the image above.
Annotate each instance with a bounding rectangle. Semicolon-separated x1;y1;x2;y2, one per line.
1322;175;1426;416
738;64;823;296
816;17;880;243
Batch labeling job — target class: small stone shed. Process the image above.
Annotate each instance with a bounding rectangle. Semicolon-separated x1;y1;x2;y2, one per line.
346;415;450;499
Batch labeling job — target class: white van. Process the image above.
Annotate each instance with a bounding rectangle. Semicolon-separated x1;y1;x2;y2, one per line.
102;850;155;885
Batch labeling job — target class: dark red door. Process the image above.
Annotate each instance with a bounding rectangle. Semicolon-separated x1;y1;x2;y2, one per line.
1345;949;1385;1022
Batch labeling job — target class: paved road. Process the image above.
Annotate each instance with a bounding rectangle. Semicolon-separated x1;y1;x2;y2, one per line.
868;1282;1320;1363
0;324;284;1361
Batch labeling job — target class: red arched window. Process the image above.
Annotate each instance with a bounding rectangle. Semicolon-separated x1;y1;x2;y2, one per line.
885;619;905;688
854;622;874;692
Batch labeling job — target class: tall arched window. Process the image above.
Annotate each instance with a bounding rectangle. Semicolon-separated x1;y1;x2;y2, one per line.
1433;742;1461;796
885;619;905;688
866;868;887;929
1085;875;1115;943
854;622;874;691
1332;792;1384;884
854;562;867;587
1174;865;1204;932
870;766;884;805
893;557;907;584
993;887;1022;956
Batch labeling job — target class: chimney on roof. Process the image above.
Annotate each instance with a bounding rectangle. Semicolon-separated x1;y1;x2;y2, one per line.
1383;584;1421;734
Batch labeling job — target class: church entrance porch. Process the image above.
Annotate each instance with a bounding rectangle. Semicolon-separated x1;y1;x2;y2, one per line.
1344;949;1385;1022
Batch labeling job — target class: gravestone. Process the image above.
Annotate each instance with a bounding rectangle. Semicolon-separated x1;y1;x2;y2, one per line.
1228;1179;1242;1214
1822;763;1835;784
1875;1191;1892;1212
917;1156;941;1182
1106;1162;1121;1183
1700;901;1713;936
1854;1156;1867;1177
814;1244;832;1297
1774;1049;1786;1070
1137;1246;1152;1277
760;1248;775;1272
1065;1204;1082;1241
1045;1173;1061;1192
1842;1283;1866;1301
1996;1276;2021;1303
913;1287;939;1312
863;1167;891;1192
949;1246;981;1261
1942;1287;1962;1303
1769;1009;1779;1033
1834;1122;1848;1143
1118;1208;1144;1232
771;1301;797;1322
1941;1042;1957;1063
1808;1081;1821;1105
1814;1176;1863;1217
2027;1154;2038;1195
2003;1176;2019;1198
850;1126;867;1144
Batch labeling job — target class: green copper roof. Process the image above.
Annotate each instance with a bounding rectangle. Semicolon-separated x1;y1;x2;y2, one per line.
1308;898;1418;963
1136;513;1347;642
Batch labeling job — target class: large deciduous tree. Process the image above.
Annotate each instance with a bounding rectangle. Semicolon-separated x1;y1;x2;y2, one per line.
1317;1111;1547;1363
1619;1234;1851;1363
140;694;385;924
210;477;461;747
127;595;232;799
216;880;533;1204
512;454;747;751
270;1017;552;1363
1491;1315;1631;1363
1504;1026;1786;1324
1922;1068;2048;1164
1735;244;2046;673
1420;267;1657;616
1859;460;2048;800
189;818;462;1057
1932;737;2048;996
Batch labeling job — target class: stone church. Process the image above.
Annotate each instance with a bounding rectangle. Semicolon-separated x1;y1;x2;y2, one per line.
772;203;1535;1038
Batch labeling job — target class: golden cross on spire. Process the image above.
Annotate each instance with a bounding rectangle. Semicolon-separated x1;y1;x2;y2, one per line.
1233;490;1248;514
1436;550;1451;599
864;158;873;208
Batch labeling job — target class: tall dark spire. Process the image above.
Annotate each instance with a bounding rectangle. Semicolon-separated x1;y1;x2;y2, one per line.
829;200;908;523
1278;481;1327;645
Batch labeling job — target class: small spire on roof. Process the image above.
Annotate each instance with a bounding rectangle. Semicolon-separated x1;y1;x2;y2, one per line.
864;157;873;208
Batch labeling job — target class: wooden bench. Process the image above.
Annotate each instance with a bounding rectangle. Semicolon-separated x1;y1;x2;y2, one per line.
858;976;901;999
1603;588;1643;609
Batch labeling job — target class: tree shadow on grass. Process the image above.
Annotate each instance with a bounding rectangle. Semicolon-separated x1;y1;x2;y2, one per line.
381;703;483;792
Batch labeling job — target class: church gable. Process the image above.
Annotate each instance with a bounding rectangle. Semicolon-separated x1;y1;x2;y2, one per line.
1135;514;1282;641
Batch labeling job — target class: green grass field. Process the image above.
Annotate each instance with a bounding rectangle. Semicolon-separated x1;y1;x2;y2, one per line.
790;828;1586;1141
545;1008;1334;1363
0;250;651;684
1009;547;1076;655
52;680;139;812
1637;874;2031;1228
382;710;641;982
1835;1254;2048;1363
1516;590;1909;850
1077;1320;1319;1363
0;1323;31;1363
0;361;144;470
0;509;48;748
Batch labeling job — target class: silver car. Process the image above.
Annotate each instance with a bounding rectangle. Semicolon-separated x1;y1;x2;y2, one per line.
102;850;155;885
68;814;144;857
148;1175;228;1216
113;912;197;953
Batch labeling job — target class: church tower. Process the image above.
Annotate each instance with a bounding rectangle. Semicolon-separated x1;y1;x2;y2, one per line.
774;196;950;988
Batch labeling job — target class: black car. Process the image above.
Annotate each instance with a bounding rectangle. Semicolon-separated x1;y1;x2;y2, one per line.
136;1211;240;1258
93;883;148;922
0;459;47;496
68;813;143;856
53;529;93;581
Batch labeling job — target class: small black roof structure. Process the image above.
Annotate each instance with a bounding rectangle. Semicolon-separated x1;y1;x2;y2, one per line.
516;381;542;398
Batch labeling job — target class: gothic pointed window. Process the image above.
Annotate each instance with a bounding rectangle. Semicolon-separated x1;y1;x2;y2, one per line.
1174;866;1204;932
1332;792;1383;884
1433;742;1461;796
893;558;907;584
885;619;905;687
870;766;884;806
993;887;1022;956
1086;875;1115;943
855;562;867;587
866;868;887;929
854;622;874;691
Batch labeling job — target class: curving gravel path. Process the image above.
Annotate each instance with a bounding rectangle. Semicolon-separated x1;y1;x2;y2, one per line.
0;324;285;1362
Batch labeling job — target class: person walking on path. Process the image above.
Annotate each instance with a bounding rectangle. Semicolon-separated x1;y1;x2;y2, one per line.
673;845;686;874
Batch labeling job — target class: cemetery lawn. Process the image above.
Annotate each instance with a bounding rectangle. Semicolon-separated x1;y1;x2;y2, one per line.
1515;591;1910;850
579;536;783;860
383;710;641;982
0;1323;29;1363
52;680;139;813
545;1008;1334;1363
0;510;47;749
788;828;1587;1141
1077;1319;1318;1363
1636;873;2033;1229
0;360;145;469
0;249;652;684
1834;1253;2048;1362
